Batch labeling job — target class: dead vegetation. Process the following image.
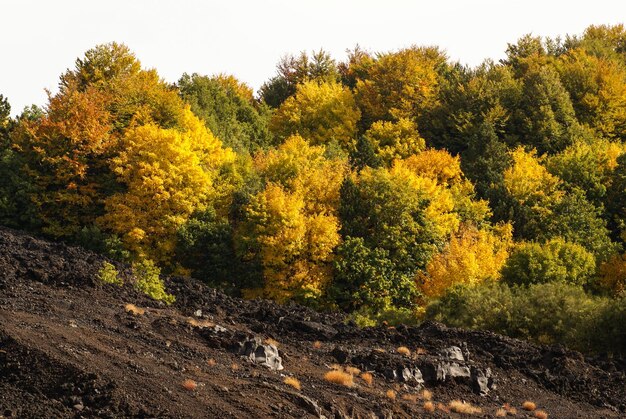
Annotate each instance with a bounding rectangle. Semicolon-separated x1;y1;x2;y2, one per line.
449;399;482;414
181;379;197;391
324;370;354;387
523;401;537;411
124;303;144;316
283;376;301;390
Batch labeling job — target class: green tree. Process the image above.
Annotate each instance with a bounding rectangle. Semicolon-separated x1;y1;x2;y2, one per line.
501;238;596;287
178;73;272;153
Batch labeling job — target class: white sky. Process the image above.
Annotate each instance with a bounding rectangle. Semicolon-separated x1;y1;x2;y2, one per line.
1;0;625;115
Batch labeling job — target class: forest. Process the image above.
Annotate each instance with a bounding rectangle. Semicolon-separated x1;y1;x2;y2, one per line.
1;24;625;355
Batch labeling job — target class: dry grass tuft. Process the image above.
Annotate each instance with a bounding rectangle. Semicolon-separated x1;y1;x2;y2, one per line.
124;303;145;316
360;372;373;386
423;401;435;412
207;358;216;367
345;366;361;376
181;379;197;391
283;376;301;390
264;337;279;347
415;347;428;355
522;401;537;411
313;341;322;349
534;411;548;419
495;408;507;417
421;389;433;401
386;389;397;400
449;399;482;414
397;346;411;356
329;363;343;371
324;370;354;387
231;363;240;371
373;347;386;353
187;318;215;328
437;403;450;413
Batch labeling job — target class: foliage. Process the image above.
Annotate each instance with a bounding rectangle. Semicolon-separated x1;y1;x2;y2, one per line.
597;253;626;295
270;80;360;149
236;136;347;302
354;46;445;129
99;109;233;264
259;49;339;108
501;238;596;287
178;73;272;153
362;118;425;165
97;261;123;286
132;259;175;304
417;224;512;299
426;282;614;352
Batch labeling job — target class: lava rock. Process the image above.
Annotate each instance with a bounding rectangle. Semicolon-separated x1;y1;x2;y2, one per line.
238;336;283;371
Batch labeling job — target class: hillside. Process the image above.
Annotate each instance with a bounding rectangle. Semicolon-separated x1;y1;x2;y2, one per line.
0;227;624;418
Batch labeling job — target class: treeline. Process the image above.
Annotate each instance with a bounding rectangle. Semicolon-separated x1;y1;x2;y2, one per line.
1;25;625;354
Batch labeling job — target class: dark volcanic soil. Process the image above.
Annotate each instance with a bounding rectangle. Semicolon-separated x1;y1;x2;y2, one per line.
0;226;624;418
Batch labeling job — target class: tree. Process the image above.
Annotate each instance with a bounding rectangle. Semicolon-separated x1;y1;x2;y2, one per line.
236;136;348;302
557;48;626;140
270;80;360;149
417;224;512;299
99;108;234;264
178;73;272;153
354;46;445;130
361;118;425;165
259;49;339;108
501;238;596;287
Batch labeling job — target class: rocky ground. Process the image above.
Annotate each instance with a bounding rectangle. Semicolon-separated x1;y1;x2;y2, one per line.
0;226;624;418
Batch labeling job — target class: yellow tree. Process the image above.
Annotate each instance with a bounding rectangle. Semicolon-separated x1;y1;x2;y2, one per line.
238;135;348;301
270;80;360;150
100;108;234;263
355;46;444;128
362;118;425;165
417;223;513;299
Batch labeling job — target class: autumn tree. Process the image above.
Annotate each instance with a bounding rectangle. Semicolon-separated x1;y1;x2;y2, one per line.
354;46;445;130
259;49;340;108
236;136;347;302
557;48;626;140
417;223;512;299
361;118;425;165
270;80;360;149
99;108;234;264
178;73;272;153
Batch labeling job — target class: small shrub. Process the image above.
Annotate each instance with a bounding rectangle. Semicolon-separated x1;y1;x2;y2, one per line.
522;401;536;411
132;259;175;304
420;389;433;401
207;358;216;367
397;346;411;356
182;379;197;391
423;401;435;412
324;370;354;387
124;303;145;315
360;372;373;386
449;400;482;414
386;389;396;400
188;318;214;328
97;262;123;286
231;363;240;371
284;376;301;390
534;410;548;419
495;408;507;417
313;341;322;349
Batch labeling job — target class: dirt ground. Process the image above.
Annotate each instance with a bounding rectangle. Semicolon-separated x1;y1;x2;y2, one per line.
0;226;624;418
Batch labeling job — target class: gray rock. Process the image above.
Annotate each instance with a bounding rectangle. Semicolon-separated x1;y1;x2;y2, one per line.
471;366;495;395
440;346;465;362
239;337;283;371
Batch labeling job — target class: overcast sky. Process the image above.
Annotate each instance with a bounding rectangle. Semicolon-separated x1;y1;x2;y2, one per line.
1;0;625;115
